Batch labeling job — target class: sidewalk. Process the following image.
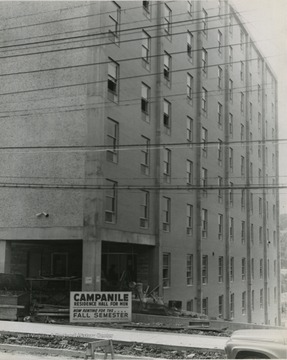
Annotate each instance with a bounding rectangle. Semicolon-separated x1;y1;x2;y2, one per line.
0;320;228;351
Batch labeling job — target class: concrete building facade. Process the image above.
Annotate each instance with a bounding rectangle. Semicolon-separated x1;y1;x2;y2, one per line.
0;1;280;325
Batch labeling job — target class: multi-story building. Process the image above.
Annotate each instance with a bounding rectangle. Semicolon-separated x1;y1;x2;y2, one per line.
0;1;280;325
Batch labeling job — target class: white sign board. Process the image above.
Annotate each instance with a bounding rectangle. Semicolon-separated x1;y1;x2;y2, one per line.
70;291;132;322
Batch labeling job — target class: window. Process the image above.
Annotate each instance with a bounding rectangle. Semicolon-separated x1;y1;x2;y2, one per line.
249;102;253;121
187;1;192;16
242;291;246;315
164;52;171;81
163;99;171;129
202;9;208;35
143;1;150;13
240;124;245;146
230;293;234;318
229;147;233;171
241;221;245;244
260;259;263;279
258;84;261;102
140;190;149;228
202;297;208;315
141;83;150;117
230;217;234;241
108;59;119;98
229;13;233;34
218;256;224;282
202;88;207;113
141;136;150;175
274;287;277;303
240;30;244;50
229;182;234;206
202;209;208;238
163;253;170;287
240;92;244;112
259;197;263;216
186;160;193;185
202;255;208;284
218;177;223;202
218;102;222;128
229;113;233;136
218;30;222;54
201;168;207;196
251;290;254;311
163;148;171;181
109;2;120;41
230;257;234;282
241;189;245;210
241;156;245;177
229;46;233;67
187;31;193;59
105;179;117;223
274;260;277;276
162;197;171;231
259;226;263;244
164;4;172;35
242;258;246;280
229;79;233;101
187;204;193;235
240;61;244;81
187;254;193;285
218;140;223;165
187;117;193;144
251;223;254;244
106;118;119;163
202;127;207;156
260;289;263;309
218;214;223;239
218;295;224;318
142;30;151;63
250;132;253;153
273;230;276;246
251;258;254;280
258;112;262;133
202;48;208;75
218;66;223;89
186;300;193;311
187;73;193;100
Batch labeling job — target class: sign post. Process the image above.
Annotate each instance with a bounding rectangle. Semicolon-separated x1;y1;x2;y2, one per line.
70;291;132;323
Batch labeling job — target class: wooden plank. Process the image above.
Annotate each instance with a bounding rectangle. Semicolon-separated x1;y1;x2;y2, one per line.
0;304;25;309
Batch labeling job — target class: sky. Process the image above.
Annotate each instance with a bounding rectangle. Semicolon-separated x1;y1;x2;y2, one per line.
229;0;287;214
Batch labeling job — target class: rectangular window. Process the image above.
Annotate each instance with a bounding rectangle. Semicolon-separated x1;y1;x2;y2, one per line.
187;204;193;235
229;147;233;171
241;221;245;244
249;102;253;121
229;79;233;101
106;118;119;163
240;92;244;112
202;127;208;156
163;99;171;129
187;31;193;59
240;30;244;50
229;182;234;206
202;209;208;238
187;73;193;100
229;113;233;136
240;61;244;81
251;258;254;280
259;226;263;244
186;160;193;185
187;117;193;143
259;197;263;216
202;255;208;284
109;2;120;40
163;253;171;287
187;254;193;285
250;132;253;153
108;59;119;97
229;46;233;67
258;84;261;102
202;87;207;113
230;257;234;282
202;298;208;315
141;136;150;175
141;83;150;116
241;189;245;210
202;9;208;35
251;223;254;244
230;217;234;241
218;295;224;318
242;291;246;315
162;197;171;231
241;156;245;177
164;52;171;81
218;177;223;202
242;258;246;280
230;293;234;318
260;289;263;309
142;30;151;63
202;48;208;75
218;214;223;240
201;167;207;190
218;30;222;54
218;140;223;165
240;124;245;146
252;290;254;311
163;148;171;180
218;66;223;89
105;179;117;223
164;4;172;35
218;102;222;127
218;256;224;282
260;258;263;278
140;190;149;228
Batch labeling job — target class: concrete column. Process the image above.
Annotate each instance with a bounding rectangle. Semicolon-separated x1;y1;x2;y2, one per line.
0;240;11;273
82;239;102;291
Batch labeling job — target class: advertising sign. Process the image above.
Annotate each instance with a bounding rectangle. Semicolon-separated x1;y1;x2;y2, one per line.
70;291;132;322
